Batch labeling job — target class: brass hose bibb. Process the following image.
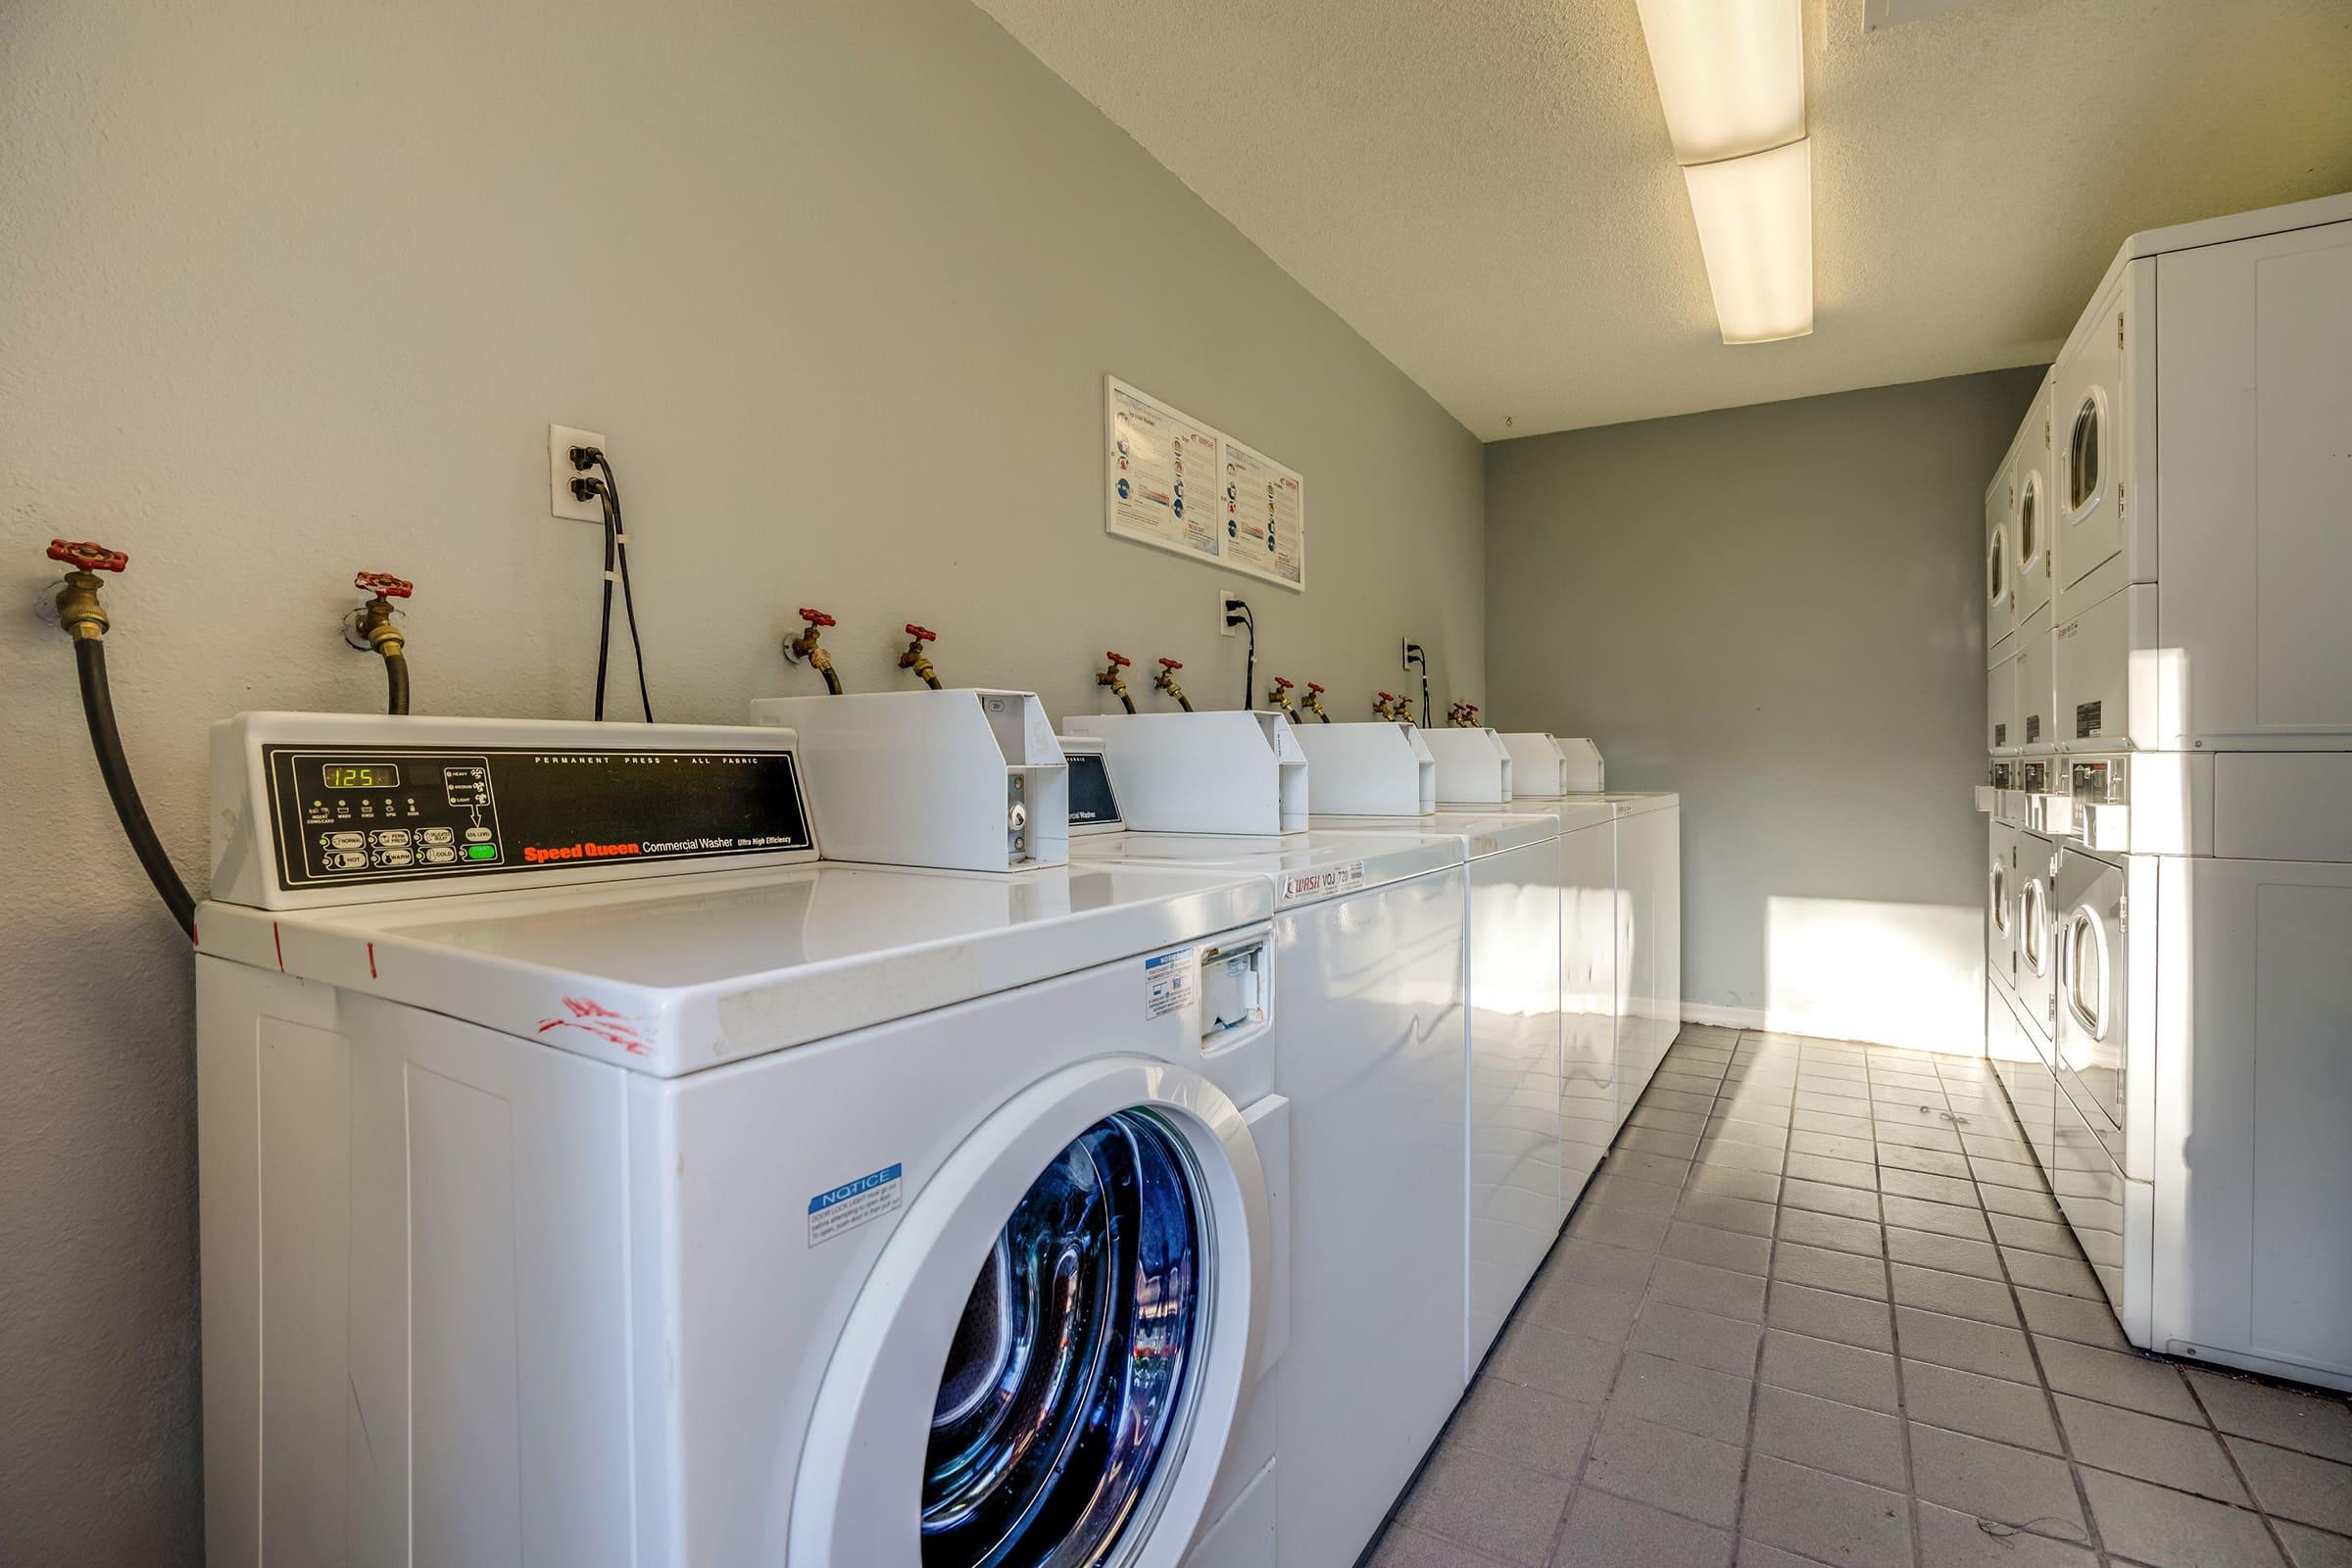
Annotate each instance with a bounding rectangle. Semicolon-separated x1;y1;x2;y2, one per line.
900;623;942;689
1447;702;1482;728
1373;690;1405;722
786;607;843;694
1154;657;1193;711
348;570;414;714
47;539;126;641
1266;675;1298;720
1301;680;1332;722
1097;650;1136;712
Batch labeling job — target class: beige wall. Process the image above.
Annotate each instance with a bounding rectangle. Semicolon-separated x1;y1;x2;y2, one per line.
0;1;1484;1556
1485;368;2042;1054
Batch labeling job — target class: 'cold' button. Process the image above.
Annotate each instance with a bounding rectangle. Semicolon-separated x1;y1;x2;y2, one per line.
422;847;458;864
463;825;494;843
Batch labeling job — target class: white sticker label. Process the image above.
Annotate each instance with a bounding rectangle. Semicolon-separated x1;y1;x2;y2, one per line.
808;1163;903;1248
1145;949;1194;1020
1281;860;1366;903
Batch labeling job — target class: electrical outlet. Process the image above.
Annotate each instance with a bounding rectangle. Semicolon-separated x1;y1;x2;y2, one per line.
550;424;606;523
1218;584;1243;636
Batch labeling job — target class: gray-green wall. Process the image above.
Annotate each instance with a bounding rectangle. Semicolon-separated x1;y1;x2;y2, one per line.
0;2;1483;1557
1486;368;2043;1054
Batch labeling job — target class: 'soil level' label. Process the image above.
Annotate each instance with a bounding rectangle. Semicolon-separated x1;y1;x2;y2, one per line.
1145;949;1194;1020
808;1163;903;1247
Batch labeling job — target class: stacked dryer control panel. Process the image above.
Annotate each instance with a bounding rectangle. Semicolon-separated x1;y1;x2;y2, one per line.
1977;193;2352;1393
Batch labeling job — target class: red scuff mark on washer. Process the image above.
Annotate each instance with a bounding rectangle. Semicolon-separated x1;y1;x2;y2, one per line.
367;942;377;980
272;922;284;972
537;996;650;1054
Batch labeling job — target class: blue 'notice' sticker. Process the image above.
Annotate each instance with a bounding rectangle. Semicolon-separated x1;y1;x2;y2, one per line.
808;1163;904;1247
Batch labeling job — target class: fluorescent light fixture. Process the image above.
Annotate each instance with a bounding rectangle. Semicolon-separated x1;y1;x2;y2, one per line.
1633;0;1805;164
1634;0;1814;343
1682;138;1814;343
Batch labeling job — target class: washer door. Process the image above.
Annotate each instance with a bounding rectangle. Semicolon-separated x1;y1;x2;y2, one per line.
2053;850;2129;1144
792;1058;1269;1568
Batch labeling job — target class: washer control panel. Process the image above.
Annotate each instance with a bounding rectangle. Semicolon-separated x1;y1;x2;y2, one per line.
264;743;812;890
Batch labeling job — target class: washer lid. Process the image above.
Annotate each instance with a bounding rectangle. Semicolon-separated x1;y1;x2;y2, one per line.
195;860;1271;1076
1309;809;1557;858
1071;830;1461;906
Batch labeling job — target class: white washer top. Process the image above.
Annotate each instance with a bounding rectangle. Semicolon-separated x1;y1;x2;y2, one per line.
1505;791;1676;823
195;859;1270;1077
1308;810;1557;858
1071;830;1462;906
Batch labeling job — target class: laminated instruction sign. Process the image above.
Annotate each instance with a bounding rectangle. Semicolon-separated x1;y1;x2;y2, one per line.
1104;375;1306;591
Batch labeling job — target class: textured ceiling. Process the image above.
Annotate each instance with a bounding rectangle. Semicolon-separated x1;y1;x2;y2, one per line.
973;0;2352;439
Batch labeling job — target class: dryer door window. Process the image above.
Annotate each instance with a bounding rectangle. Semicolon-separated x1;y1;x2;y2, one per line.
2020;875;2048;978
2017;476;2041;579
2067;396;2102;516
1986;526;2010;613
923;1109;1202;1566
2058;903;2126;1131
1990;861;2012;939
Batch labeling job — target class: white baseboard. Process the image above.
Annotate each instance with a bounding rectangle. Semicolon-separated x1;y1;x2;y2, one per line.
1679;1001;1985;1059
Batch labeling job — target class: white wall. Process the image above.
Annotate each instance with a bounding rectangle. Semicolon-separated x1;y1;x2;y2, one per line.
1484;370;2043;1055
0;1;1484;1556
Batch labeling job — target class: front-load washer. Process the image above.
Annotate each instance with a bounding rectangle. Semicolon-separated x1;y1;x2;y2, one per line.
1986;819;2018;1002
196;710;1293;1566
2013;825;2058;1046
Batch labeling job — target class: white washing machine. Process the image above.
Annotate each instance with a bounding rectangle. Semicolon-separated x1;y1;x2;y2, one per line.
2013;824;2058;1045
1060;715;1469;1568
1985;817;2018;1003
1294;722;1566;1378
2026;753;2352;1392
2048;195;2352;755
196;710;1294;1566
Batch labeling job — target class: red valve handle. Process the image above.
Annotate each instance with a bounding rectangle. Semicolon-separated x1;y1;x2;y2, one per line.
48;540;127;573
798;607;836;628
1158;658;1184;671
355;570;413;600
1104;651;1132;667
1306;681;1325;694
1378;691;1396;703
1271;675;1294;691
905;623;937;643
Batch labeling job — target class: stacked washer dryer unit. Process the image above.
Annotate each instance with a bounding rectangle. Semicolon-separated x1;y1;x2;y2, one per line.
1293;720;1566;1377
1980;194;2352;1394
1059;710;1471;1568
199;704;1296;1566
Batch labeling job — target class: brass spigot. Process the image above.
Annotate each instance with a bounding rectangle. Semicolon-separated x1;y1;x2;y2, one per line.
1372;691;1396;721
1267;675;1298;720
787;607;842;694
1154;657;1193;711
353;570;412;661
1098;650;1136;712
1301;681;1332;722
47;539;126;641
900;622;942;689
1448;702;1482;729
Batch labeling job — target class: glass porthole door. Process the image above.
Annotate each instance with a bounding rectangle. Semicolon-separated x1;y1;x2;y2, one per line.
923;1110;1201;1567
2067;397;2102;516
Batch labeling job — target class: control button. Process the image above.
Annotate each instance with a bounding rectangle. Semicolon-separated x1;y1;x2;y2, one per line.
328;831;366;850
464;825;494;843
422;847;459;865
332;851;369;871
464;843;499;861
371;829;412;849
376;850;415;868
419;827;455;847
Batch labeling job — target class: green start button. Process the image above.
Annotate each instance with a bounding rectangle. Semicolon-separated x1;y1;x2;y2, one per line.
464;843;498;860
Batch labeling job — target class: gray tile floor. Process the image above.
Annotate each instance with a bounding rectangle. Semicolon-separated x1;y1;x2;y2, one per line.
1370;1026;2352;1568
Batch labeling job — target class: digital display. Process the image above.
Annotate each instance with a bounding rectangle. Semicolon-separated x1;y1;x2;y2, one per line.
322;762;401;790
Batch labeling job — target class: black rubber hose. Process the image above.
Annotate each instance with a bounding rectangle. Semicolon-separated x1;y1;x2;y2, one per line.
820;663;843;696
384;650;411;715
593;454;653;722
922;670;942;691
74;637;196;940
594;492;616;721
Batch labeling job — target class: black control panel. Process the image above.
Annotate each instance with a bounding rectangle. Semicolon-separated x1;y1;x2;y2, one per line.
1067;752;1122;828
264;744;811;889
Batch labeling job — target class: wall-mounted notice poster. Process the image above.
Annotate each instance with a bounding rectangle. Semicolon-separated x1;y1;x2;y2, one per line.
1105;377;1221;564
1103;375;1305;592
1220;435;1305;591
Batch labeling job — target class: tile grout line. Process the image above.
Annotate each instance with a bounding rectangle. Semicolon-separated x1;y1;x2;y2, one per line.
1978;1055;2118;1565
1720;1032;1783;1560
2177;1362;2297;1565
1865;1051;1930;1568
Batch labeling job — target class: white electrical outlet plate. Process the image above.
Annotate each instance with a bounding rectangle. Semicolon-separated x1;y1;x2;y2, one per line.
550;424;607;523
1218;583;1241;636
